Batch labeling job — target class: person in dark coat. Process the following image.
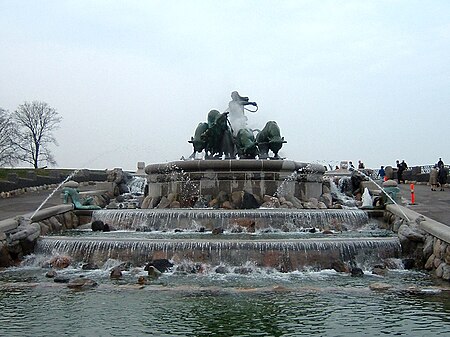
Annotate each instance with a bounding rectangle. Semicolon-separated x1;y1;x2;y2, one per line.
397;160;408;184
396;160;403;183
438;166;448;191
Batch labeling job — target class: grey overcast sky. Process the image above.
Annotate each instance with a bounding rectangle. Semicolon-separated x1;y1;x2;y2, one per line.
1;0;449;171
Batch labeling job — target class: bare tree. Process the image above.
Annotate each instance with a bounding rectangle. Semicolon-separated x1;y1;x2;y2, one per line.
0;107;19;166
13;101;62;168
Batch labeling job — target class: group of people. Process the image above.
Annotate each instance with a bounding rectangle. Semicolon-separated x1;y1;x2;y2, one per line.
429;157;447;191
396;160;408;184
347;160;365;170
376;157;447;191
376;160;408;183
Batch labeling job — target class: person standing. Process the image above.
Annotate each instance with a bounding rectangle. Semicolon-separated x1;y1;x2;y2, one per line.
438;165;448;191
358;160;365;169
437;157;444;169
400;160;408;183
379;166;386;181
429;166;438;191
396;160;402;184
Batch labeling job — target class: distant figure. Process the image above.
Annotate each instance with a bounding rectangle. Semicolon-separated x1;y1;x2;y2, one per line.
349;161;355;169
227;91;257;136
401;160;408;182
379;166;386;181
429;166;438;191
437;157;444;169
397;160;407;184
335;165;340;170
358;160;365;169
438;166;448;191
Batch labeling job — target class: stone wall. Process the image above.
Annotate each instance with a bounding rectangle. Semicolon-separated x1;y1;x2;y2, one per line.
0;169;108;193
384;204;450;281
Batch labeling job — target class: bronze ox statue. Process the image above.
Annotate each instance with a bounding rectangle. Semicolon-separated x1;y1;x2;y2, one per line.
189;110;236;159
188;122;209;155
255;121;286;159
236;128;259;159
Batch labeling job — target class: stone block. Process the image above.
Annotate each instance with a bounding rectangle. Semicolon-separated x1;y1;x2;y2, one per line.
424;254;435;270
436;262;446;278
0;218;19;233
442;264;450;280
433;239;442;258
434;257;442;269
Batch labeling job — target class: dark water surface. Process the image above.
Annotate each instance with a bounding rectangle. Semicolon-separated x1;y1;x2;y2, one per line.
1;264;450;337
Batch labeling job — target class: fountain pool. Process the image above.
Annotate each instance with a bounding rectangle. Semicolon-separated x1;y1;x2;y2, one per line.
1;258;450;336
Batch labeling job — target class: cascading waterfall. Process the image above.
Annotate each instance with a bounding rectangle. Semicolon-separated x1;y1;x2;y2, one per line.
91;208;370;232
36;236;401;270
126;176;147;194
36;205;394;272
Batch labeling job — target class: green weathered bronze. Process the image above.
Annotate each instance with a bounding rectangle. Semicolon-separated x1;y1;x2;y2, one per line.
236;128;259;159
188;122;209;155
62;187;101;210
256;121;286;159
188;92;286;160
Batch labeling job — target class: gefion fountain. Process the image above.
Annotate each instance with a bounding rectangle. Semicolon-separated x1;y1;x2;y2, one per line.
5;92;450;337
36;91;400;272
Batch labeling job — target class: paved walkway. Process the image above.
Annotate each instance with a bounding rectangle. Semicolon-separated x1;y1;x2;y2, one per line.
398;183;450;226
0;190;63;221
0;183;106;221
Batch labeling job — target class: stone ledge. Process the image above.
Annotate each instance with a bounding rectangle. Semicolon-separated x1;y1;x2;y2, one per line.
28;205;74;223
0;204;75;234
386;204;450;244
0;218;19;233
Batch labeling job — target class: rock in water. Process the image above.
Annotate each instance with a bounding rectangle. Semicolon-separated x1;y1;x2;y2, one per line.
144;259;174;273
91;220;105;231
67;278;98;290
110;267;123;279
212;227;224;235
351;267;364;277
53;276;70;283
147;266;162;280
49;255;72;269
369;282;393;291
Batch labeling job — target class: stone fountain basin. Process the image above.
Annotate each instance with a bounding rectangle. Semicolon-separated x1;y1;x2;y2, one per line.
36;235;401;271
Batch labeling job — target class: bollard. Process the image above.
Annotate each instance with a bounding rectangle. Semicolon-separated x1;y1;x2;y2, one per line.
410;183;415;204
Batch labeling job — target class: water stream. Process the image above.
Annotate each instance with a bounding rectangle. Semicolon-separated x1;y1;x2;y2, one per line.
30;169;80;220
356;169;410;221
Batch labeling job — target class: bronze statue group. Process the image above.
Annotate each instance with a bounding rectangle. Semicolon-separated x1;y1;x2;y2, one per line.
189;91;286;160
